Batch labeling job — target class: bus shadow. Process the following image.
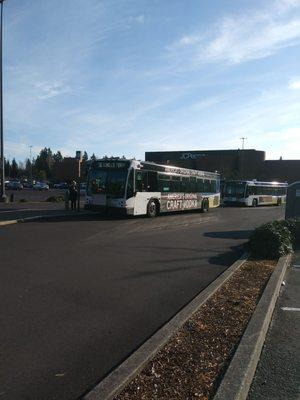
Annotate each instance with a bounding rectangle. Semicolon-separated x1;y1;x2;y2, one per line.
33;212;130;223
204;230;253;240
120;244;244;280
31;207;218;223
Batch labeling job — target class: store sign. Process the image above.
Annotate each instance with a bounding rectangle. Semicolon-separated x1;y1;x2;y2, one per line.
180;153;206;160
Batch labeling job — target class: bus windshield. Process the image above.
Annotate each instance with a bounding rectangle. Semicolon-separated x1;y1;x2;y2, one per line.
224;182;246;198
87;168;127;198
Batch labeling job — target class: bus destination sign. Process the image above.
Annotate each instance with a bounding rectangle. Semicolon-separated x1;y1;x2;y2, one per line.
97;161;128;169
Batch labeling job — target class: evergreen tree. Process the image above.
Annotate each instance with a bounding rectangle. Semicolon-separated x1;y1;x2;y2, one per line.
11;158;19;178
37;170;47;181
53;151;63;163
35;147;54;178
4;159;10;177
82;151;88;162
90;153;97;161
25;158;32;179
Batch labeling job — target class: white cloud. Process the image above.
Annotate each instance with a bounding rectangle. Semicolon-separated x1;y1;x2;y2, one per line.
128;15;145;24
170;0;300;66
35;81;71;100
289;78;300;89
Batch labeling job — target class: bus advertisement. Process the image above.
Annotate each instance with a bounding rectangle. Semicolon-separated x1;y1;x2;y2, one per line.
85;158;220;216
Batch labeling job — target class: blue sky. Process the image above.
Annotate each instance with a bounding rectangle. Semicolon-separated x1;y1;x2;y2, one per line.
3;0;300;161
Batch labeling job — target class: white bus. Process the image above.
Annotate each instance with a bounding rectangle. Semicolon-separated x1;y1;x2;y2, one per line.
85;158;220;216
223;180;288;207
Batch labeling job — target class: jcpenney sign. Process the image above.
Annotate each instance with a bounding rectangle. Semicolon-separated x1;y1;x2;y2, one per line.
180;153;206;160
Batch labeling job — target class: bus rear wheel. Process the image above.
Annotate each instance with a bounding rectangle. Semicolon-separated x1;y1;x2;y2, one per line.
252;198;258;207
147;199;158;217
201;199;209;213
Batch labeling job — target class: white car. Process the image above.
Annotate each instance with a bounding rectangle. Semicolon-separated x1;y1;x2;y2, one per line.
33;182;49;191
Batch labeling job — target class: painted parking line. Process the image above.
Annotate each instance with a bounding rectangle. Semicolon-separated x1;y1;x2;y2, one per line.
281;307;300;312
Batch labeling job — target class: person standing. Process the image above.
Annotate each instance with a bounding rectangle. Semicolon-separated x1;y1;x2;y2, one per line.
69;181;78;211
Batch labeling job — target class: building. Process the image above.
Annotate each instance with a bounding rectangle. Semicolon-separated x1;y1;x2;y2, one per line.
52;152;87;182
145;149;299;183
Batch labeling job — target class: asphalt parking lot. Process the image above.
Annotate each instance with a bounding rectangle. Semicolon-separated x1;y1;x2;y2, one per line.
4;188;66;202
0;206;284;400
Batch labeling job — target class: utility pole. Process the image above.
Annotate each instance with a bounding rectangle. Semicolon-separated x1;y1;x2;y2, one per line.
0;0;6;202
240;137;247;150
29;145;33;182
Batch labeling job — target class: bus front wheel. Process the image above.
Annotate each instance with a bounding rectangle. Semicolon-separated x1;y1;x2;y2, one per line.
201;199;209;213
147;199;158;217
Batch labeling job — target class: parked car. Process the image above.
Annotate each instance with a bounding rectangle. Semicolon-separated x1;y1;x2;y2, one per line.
80;183;87;195
33;182;49;191
22;181;33;189
5;181;23;190
53;182;68;189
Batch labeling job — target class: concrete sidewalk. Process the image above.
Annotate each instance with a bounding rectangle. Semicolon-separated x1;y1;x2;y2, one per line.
0;202;86;223
248;250;300;400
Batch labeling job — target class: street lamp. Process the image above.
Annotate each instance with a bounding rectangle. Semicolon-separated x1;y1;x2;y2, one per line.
0;0;6;202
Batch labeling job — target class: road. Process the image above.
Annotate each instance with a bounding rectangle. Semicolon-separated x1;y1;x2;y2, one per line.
0;206;284;400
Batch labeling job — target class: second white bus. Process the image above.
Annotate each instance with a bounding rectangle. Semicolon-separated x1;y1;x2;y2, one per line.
223;180;288;207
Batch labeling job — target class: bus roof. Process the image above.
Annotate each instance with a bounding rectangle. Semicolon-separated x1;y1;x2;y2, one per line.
90;158;219;180
225;180;288;187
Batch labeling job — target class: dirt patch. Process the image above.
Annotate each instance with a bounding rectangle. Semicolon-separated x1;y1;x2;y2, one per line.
115;259;276;400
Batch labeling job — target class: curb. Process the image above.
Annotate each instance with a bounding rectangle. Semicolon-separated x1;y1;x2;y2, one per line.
0;211;92;226
83;253;248;400
213;253;292;400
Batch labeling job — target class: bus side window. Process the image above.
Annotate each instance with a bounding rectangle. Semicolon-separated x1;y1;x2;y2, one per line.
171;175;181;192
204;179;211;192
197;179;204;192
210;180;216;193
190;177;197;192
158;174;170;192
136;171;148;192
148;171;158;192
126;169;134;198
181;177;190;193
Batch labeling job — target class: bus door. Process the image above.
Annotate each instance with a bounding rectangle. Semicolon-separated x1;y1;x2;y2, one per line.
134;170;150;214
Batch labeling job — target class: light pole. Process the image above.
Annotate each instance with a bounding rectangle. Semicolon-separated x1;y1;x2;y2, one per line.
240;137;247;150
0;0;6;202
29;145;33;182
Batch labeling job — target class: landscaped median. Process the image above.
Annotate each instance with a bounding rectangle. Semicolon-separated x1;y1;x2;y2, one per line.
84;219;299;400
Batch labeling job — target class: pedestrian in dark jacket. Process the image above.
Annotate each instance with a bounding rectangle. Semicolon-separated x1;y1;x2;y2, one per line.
69;181;78;211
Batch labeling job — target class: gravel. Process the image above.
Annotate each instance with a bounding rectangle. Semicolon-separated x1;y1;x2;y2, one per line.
115;259;276;400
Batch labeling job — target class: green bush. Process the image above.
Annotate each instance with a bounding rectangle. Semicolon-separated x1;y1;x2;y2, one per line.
19;198;28;203
248;220;294;259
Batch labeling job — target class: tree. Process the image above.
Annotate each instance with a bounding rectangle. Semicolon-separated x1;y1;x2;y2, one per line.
11;158;19;178
35;147;54;179
82;151;88;162
90;153;97;161
53;151;63;163
37;170;47;181
25;158;32;179
4;159;10;177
